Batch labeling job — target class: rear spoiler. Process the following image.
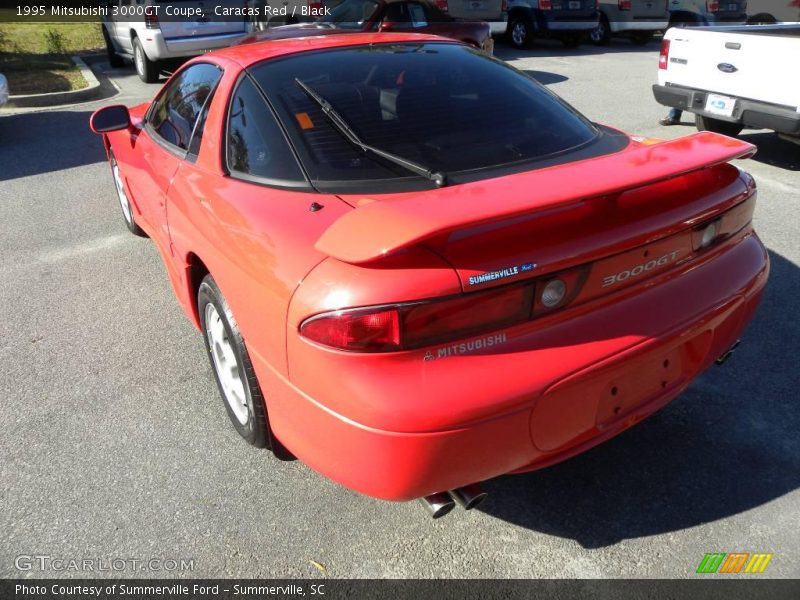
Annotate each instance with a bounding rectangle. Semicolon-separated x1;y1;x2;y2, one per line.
315;132;756;264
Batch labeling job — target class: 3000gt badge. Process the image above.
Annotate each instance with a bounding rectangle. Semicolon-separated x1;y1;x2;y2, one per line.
602;250;680;287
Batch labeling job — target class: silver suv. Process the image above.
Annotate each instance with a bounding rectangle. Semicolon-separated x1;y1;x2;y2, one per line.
102;0;250;83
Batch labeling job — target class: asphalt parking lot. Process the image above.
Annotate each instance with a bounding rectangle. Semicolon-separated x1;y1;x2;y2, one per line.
1;40;798;579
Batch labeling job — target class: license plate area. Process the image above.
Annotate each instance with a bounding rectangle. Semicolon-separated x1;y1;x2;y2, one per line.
595;348;683;428
464;0;486;10
705;93;737;118
568;0;581;8
530;331;713;453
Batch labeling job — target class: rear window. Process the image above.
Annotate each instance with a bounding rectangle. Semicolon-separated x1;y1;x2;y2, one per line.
249;42;600;192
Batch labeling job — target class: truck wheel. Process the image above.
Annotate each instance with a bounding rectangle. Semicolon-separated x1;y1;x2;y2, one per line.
695;114;743;137
747;13;776;24
589;15;611;46
132;36;160;84
103;27;124;68
199;275;270;448
561;33;583;49
507;17;534;49
630;32;653;45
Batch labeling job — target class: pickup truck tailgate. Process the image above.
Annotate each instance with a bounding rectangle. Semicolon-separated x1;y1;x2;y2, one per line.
661;27;800;109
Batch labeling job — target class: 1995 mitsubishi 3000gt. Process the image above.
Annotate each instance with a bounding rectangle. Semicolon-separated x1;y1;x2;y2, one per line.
90;33;768;518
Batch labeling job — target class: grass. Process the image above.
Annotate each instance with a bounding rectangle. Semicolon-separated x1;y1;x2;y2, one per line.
1;54;87;95
0;23;104;95
0;22;104;55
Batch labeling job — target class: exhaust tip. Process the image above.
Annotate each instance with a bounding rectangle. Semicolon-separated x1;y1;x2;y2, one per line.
716;339;741;366
419;492;456;519
450;483;488;511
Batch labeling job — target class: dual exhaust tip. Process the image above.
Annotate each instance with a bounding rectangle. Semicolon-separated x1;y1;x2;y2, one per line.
420;483;488;519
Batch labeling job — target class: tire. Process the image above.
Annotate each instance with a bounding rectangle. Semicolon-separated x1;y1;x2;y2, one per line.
103;26;124;68
630;31;653;45
198;275;270;448
747;13;776;25
132;36;160;84
109;152;146;237
695;114;743;137
507;17;534;49
589;15;611;46
560;33;583;49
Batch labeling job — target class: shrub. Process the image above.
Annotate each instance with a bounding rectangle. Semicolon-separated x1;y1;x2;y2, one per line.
44;28;66;54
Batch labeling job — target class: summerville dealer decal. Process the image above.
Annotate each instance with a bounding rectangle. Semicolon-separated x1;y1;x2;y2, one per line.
468;263;536;286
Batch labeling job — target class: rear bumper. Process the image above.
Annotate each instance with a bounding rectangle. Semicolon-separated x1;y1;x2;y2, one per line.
609;19;669;33
259;230;768;500
489;20;509;35
545;18;600;33
653;83;800;136
142;31;247;60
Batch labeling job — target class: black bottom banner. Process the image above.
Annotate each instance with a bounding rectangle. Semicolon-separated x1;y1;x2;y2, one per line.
2;579;800;600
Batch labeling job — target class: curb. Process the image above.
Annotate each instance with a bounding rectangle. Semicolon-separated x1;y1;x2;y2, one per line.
6;55;104;109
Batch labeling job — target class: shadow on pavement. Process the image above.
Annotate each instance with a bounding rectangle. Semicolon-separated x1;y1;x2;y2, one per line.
523;70;569;86
740;132;800;172
0;109;105;182
478;249;799;549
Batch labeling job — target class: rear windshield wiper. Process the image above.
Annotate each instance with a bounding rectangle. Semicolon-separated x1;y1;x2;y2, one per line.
294;78;446;187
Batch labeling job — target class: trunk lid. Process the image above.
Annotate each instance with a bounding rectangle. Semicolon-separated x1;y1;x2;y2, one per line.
632;0;669;19
450;0;505;21
552;0;597;18
321;132;755;290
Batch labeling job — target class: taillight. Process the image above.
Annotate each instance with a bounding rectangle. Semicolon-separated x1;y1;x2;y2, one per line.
436;0;449;11
539;0;552;9
618;0;631;9
658;38;670;69
401;284;534;349
706;0;720;12
501;0;508;11
300;267;588;352
144;6;159;29
301;308;401;352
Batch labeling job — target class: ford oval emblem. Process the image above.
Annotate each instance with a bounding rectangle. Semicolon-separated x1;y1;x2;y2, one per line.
718;63;738;73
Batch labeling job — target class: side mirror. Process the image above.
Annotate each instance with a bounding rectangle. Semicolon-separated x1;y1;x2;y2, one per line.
379;20;398;31
90;105;130;134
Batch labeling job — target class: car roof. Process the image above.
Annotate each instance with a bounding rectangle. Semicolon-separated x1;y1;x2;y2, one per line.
210;32;454;67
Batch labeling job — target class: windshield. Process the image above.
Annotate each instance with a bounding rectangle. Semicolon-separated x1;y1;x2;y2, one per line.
318;0;380;29
249;42;600;192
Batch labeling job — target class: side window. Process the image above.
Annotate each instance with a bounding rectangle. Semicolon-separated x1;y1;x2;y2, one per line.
226;77;304;184
407;3;428;27
383;2;409;24
187;88;216;157
148;63;222;151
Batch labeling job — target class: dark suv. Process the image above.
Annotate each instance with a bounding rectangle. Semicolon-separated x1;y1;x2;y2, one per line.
506;0;599;49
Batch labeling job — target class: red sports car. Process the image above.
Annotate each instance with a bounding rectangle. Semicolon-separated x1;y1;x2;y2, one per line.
90;33;768;518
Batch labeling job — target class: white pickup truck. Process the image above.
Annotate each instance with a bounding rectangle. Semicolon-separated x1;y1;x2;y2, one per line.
652;24;800;143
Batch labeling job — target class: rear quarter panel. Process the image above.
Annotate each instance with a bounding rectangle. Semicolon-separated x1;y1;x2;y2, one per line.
163;56;351;376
